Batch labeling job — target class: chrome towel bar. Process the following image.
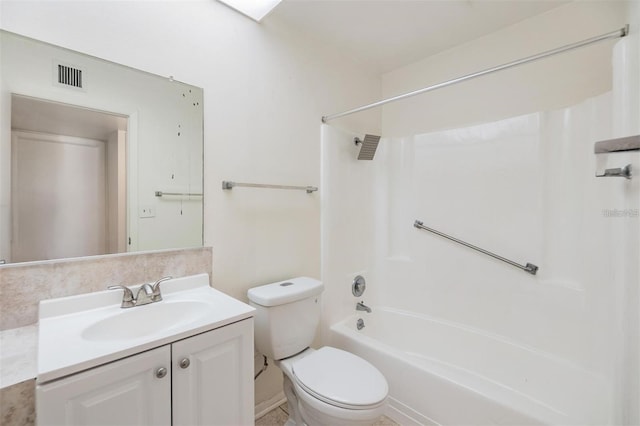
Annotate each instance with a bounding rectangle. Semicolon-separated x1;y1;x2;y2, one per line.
155;191;203;197
414;220;538;275
222;181;318;193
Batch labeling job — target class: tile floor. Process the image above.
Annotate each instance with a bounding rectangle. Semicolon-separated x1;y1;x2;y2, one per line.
255;403;290;426
255;402;399;426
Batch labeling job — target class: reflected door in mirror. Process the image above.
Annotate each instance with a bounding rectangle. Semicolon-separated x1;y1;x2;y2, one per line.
11;131;126;262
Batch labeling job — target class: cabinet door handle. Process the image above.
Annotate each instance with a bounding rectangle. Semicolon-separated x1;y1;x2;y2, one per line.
179;358;190;369
155;367;168;378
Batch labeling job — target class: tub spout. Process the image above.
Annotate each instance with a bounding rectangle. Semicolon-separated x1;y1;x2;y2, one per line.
356;301;372;313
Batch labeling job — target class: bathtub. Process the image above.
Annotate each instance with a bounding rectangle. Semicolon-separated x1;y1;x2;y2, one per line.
330;307;610;425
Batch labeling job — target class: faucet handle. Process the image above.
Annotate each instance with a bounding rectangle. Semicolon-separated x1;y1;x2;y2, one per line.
108;285;135;308
151;276;172;302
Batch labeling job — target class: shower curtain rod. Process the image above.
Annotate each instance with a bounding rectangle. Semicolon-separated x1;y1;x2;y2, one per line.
322;25;629;123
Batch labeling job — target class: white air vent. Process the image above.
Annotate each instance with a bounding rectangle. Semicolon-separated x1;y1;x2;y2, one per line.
54;62;84;90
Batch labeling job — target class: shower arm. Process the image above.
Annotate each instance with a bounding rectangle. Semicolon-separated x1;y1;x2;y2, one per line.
413;220;538;275
322;25;629;123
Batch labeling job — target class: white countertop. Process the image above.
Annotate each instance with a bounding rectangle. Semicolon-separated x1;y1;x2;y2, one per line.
0;323;38;389
37;274;254;384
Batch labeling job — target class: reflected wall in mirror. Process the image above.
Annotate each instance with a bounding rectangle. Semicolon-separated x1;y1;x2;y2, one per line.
0;31;204;264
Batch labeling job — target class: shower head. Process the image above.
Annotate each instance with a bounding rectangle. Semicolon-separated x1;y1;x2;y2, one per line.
354;134;381;160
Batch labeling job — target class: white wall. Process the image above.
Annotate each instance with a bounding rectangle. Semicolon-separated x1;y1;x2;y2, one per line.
106;130;127;254
0;0;381;294
319;124;388;343
381;1;629;136
0;0;381;411
630;5;640;425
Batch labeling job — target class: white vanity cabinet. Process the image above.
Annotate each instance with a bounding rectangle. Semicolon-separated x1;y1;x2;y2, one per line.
37;345;172;425
172;318;254;425
37;319;254;426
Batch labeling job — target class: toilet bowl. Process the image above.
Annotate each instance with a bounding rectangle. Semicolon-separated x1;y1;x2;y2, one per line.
277;347;388;426
247;277;389;426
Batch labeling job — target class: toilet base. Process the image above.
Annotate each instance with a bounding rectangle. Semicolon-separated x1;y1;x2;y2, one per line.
282;374;305;426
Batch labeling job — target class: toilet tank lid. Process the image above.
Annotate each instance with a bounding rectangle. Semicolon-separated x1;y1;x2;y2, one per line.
248;277;323;307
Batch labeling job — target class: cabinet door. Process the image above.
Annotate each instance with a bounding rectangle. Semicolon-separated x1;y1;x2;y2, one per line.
172;319;254;426
36;346;171;426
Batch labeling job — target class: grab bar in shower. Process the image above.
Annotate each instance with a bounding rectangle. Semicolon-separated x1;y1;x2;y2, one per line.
222;181;318;193
413;220;538;275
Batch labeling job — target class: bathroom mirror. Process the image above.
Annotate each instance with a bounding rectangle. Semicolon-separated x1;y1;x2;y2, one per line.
0;31;204;264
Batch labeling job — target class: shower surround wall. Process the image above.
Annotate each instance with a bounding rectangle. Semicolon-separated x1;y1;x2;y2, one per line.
322;1;638;424
324;90;637;423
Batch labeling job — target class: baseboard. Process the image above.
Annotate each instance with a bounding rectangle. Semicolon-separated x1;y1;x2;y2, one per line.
385;396;439;426
255;391;286;419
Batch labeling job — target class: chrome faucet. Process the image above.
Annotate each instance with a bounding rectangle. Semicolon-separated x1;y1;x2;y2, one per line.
356;301;371;313
135;283;155;306
108;276;172;308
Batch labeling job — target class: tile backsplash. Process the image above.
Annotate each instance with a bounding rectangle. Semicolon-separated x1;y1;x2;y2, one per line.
0;247;213;330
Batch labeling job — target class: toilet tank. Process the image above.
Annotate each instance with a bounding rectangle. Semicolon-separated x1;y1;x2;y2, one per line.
247;277;323;360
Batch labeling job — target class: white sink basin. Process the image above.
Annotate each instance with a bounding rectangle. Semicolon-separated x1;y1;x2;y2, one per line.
37;273;255;384
81;300;212;341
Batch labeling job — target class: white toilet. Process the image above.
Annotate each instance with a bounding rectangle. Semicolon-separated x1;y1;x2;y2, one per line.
248;277;389;426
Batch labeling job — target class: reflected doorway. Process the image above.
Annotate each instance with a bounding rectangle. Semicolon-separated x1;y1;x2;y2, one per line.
10;95;128;262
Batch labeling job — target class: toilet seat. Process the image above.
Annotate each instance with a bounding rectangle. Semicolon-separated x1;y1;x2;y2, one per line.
291;347;388;410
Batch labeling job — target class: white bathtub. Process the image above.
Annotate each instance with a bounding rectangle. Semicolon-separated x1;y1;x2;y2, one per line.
330;307;610;425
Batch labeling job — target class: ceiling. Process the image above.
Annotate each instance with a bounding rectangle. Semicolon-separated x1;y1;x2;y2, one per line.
269;0;570;74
